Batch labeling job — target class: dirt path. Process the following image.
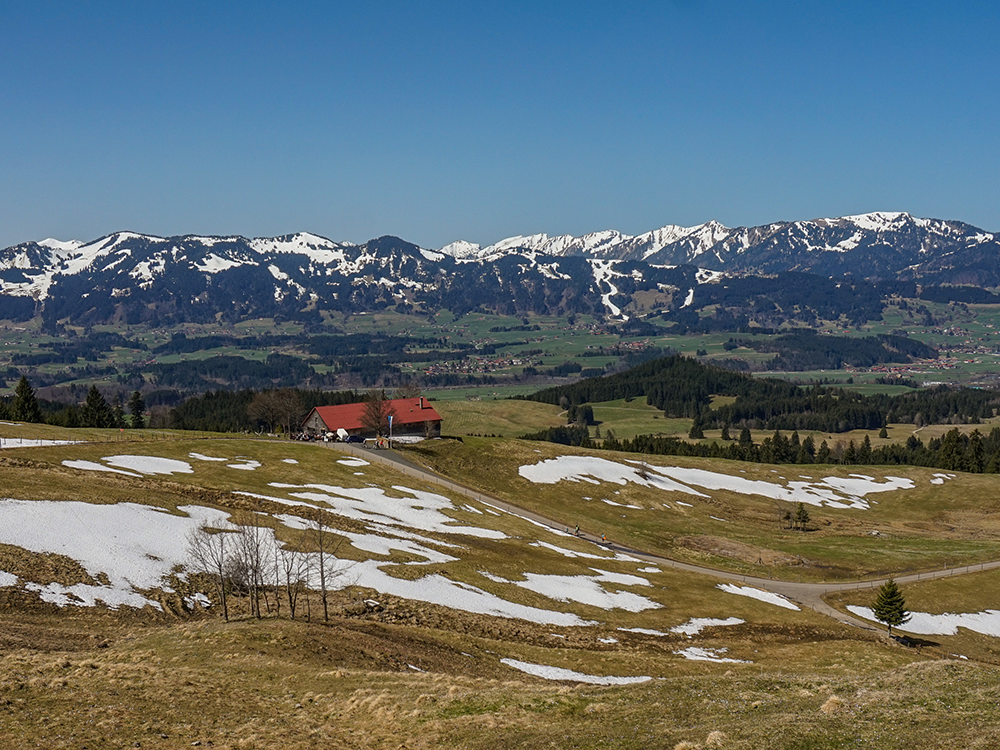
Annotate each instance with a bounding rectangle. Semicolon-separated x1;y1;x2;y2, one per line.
329;442;1000;633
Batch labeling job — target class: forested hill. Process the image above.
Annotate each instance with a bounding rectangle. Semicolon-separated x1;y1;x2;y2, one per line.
525;355;1000;433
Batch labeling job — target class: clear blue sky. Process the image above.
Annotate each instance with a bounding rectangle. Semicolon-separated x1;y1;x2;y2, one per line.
1;1;998;249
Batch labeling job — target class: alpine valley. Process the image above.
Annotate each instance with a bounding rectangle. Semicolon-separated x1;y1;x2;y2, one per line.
2;211;999;329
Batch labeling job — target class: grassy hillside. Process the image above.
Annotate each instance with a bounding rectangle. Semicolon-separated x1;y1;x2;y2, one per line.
407;438;1000;581
3;428;1000;746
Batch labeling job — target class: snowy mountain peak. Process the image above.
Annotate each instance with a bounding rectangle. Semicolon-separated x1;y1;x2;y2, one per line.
438;240;483;259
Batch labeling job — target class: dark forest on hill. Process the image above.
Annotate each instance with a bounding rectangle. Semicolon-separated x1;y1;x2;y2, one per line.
525;354;1000;433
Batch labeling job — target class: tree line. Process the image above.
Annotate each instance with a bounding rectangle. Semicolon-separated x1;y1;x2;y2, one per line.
522;422;1000;473
526;354;999;433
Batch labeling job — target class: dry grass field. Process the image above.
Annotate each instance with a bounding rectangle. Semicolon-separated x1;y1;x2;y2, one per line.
2;427;1000;747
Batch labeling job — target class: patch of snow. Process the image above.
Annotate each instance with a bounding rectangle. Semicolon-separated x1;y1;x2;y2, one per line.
282;459;299;464
102;455;193;475
513;568;661;612
62;460;142;478
500;658;650;684
520;455;914;510
717;584;800;611
2;438;82;448
670;617;745;636
675;647;749;664
598;637;618;644
618;627;669;637
227;460;261;471
0;500;229;610
270;482;506;539
0;571;18;587
337;458;370;467
847;606;1000;637
189;452;228;462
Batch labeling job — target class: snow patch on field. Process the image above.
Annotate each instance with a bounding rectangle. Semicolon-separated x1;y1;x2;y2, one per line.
0;500;229;609
519;455;914;509
63;460;142;477
847;606;1000;637
189;452;228;462
486;568;662;612
670;617;745;636
227;460;261;471
102;455;194;475
618;627;669;636
501;658;651;684
1;438;82;448
718;584;801;610
270;482;507;539
337;458;369;467
675;647;750;663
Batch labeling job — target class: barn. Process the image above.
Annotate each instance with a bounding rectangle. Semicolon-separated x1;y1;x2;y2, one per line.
301;397;442;439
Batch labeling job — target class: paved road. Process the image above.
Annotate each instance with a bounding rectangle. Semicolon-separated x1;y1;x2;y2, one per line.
330;442;1000;633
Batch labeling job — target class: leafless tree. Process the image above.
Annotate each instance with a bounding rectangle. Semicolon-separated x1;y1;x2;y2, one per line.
310;516;351;622
187;522;236;621
248;389;304;434
277;534;310;619
360;389;397;437
232;510;275;619
394;382;422;399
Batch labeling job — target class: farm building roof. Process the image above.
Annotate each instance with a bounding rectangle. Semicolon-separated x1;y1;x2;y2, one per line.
305;397;442;432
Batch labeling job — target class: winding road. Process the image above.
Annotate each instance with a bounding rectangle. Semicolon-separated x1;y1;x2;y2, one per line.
331;442;1000;634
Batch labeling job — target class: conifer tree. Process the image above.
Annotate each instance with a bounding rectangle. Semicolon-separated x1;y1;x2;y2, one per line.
794;502;810;531
11;376;43;423
80;385;115;428
739;426;752;446
871;578;910;637
111;394;126;429
128;390;146;429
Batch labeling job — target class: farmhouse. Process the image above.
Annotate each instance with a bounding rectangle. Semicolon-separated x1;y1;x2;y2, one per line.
301;397;442;438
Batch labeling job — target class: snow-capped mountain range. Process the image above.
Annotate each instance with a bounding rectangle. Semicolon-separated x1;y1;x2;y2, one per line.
0;212;996;326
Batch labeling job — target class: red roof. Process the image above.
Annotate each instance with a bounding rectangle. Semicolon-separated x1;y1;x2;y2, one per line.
307;397;442;432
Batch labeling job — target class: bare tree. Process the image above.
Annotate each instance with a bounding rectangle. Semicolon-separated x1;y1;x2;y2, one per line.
248;391;283;433
232;510;275;619
394;382;422;399
187;522;236;621
360;389;397;437
310;516;350;622
277;534;310;619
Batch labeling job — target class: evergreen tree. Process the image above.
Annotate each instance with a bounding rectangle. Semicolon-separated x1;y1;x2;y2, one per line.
111;394;126;429
794;502;810;531
128;390;146;429
858;434;873;463
739;426;752;446
817;440;831;464
80;385;115;428
720;423;731;441
688;412;704;439
878;426;888;439
871;578;910;637
11;376;43;423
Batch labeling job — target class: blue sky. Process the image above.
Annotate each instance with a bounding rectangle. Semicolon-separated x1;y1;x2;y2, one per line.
1;1;998;249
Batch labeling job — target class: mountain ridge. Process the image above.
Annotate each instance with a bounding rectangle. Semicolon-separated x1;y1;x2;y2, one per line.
1;212;998;327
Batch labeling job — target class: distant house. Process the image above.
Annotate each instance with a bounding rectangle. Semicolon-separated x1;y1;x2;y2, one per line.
301;397;442;438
